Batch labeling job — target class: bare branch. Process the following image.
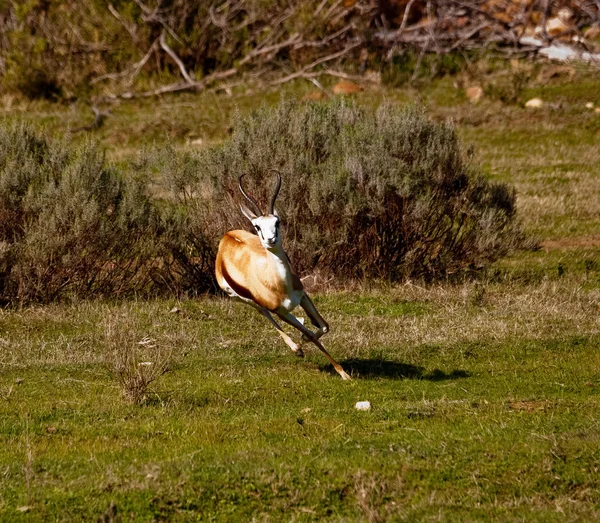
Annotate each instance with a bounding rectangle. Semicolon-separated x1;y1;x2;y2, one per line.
271;40;363;86
160;31;195;84
108;3;138;43
90;38;158;86
128;38;160;86
239;33;302;66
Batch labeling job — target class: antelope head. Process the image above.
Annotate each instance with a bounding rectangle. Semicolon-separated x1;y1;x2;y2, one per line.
238;170;282;250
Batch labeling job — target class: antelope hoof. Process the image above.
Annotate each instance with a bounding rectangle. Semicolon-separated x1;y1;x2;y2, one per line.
294;347;305;358
338;369;352;381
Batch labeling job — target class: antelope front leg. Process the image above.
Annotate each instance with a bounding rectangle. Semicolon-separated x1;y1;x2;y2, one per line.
299;294;329;341
254;306;305;358
276;311;351;380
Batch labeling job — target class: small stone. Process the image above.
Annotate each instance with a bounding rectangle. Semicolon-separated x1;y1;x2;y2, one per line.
539;17;569;37
46;426;57;434
355;401;371;411
595;107;600;114
301;407;312;414
584;102;594;109
557;7;573;22
15;378;24;385
525;98;544;109
169;306;181;314
466;86;484;103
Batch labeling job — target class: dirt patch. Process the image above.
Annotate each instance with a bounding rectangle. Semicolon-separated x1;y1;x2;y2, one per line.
507;400;550;412
541;236;600;250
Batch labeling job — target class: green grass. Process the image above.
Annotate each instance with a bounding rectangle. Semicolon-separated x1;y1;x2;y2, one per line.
2;278;599;520
1;65;600;520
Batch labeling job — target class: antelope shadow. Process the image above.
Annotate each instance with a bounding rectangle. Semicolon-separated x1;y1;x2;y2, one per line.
321;358;470;380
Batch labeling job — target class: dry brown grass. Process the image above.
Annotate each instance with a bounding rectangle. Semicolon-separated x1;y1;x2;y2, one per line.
320;280;600;362
101;307;191;404
2;277;598;370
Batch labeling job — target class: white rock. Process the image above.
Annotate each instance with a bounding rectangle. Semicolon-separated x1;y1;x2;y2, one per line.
355;401;371;411
525;98;544;109
519;36;600;63
585;102;594;109
557;7;573;22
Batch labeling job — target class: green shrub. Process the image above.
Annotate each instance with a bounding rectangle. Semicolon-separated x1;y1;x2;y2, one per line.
0;101;527;304
0;123;171;303
150;99;528;284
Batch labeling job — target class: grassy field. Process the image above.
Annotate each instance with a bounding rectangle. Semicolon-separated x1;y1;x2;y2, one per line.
1;67;600;521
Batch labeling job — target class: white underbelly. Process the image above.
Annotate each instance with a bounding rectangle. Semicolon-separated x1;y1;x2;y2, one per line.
219;278;254;306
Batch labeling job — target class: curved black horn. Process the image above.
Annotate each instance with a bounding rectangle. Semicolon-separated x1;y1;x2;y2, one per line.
269;169;282;215
238;174;262;216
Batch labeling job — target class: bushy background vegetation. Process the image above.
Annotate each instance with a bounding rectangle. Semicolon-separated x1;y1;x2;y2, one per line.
154;99;527;282
0;100;526;304
1;0;598;101
0;123;172;303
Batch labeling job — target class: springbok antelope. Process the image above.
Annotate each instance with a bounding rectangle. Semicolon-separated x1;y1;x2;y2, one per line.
215;170;351;380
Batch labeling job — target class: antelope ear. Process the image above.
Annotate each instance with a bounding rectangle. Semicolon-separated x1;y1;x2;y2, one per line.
240;203;258;221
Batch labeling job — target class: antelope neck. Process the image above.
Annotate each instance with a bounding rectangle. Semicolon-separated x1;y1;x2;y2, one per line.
265;244;292;287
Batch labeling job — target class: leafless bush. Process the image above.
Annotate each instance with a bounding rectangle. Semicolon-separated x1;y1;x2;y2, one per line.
1;1;598;102
102;312;186;405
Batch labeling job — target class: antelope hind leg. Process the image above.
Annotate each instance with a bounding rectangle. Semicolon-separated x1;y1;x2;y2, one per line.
276;311;351;380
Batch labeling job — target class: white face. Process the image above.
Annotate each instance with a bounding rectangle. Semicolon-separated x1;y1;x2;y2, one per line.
239;204;282;250
251;214;281;250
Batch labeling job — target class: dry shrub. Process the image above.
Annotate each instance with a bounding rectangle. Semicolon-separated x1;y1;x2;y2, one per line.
0;101;528;304
130;147;219;294
2;1;597;101
0;122;175;303
102;311;187;405
151;99;528;285
354;470;404;522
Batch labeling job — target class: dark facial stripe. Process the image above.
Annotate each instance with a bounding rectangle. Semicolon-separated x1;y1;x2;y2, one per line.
221;264;255;302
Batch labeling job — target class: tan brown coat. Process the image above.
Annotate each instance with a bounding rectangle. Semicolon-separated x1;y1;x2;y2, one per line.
215;230;303;312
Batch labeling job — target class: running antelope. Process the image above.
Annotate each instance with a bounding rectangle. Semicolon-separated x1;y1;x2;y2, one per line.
215;170;351;380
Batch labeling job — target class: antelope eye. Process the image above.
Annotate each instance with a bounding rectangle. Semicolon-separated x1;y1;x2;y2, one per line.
255;225;261;232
